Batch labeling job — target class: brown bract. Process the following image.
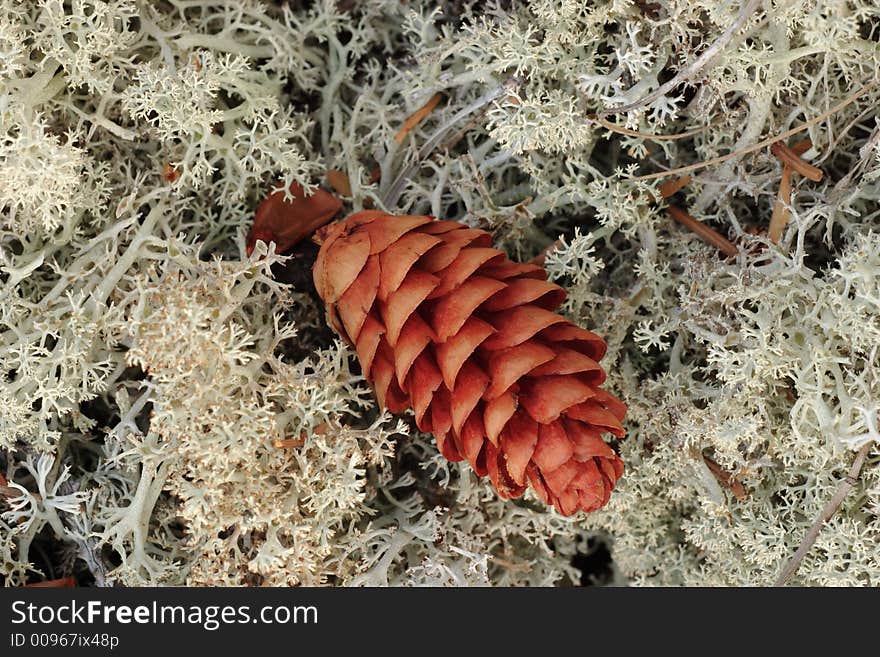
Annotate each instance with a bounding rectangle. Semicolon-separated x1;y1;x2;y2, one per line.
313;211;626;516
246;181;342;256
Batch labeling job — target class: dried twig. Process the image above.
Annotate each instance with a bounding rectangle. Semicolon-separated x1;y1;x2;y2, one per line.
774;442;874;586
667;204;739;258
274;435;306;449
595;114;717;141
789;138;813;155
599;0;763;117
275;422;329;449
628;81;877;182
334;94;445;194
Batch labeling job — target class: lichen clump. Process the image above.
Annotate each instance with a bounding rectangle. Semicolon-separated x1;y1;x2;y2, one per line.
2;1;879;587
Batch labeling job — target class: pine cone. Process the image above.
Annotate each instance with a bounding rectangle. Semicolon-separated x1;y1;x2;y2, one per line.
313;211;626;515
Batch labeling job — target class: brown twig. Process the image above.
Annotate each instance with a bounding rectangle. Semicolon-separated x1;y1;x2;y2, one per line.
770;142;823;182
627;82;877;182
595;115;718;141
667;204;739;258
766;138;822;243
339;94;445;192
381;78;517;208
789;138;813;156
657;178;740;258
599;0;763;117
774;442;874;586
703;456;748;501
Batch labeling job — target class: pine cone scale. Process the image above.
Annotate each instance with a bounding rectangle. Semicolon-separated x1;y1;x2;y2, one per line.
429;277;506;341
314;211;627;516
380;270;438;346
435;317;495;390
485;341;554;399
484;390;517;445
377;232;442;299
480;306;568;350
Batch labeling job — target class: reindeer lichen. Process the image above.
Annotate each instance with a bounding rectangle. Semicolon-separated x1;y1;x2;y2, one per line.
1;0;878;587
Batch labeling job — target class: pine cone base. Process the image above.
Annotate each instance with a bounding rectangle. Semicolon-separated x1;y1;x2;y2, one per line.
314;211;626;516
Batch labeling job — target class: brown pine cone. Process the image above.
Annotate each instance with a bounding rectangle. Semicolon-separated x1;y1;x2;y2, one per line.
313;211;626;516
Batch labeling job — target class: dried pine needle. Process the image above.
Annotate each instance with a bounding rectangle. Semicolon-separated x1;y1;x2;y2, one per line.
768;165;793;244
394;92;443;144
771;142;823;182
667;204;739;258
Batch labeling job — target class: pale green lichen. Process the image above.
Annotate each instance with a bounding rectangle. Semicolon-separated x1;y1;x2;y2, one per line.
1;0;879;587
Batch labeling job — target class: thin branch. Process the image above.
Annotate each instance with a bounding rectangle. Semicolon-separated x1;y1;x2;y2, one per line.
599;0;763;117
364;93;446;187
627;81;878;182
275;422;329;449
767;139;815;242
595;114;719;141
774;442;874;586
